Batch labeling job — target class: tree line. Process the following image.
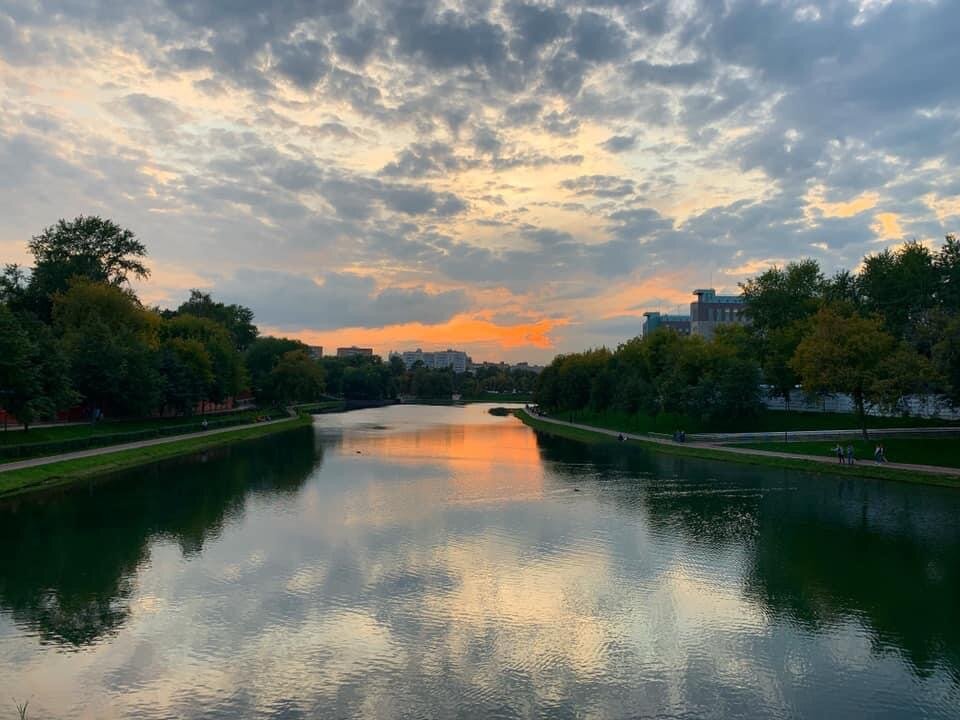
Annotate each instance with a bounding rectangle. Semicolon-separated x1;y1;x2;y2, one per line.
0;216;537;428
534;236;960;436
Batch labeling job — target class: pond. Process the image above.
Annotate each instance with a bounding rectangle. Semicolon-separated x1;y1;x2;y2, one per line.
1;404;958;718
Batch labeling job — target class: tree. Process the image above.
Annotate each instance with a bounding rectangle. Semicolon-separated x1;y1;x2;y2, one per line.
740;259;824;332
740;259;824;406
54;279;162;417
0;305;42;428
859;241;939;341
263;350;325;405
162;315;246;402
936;234;960;311
176;290;258;351
791;307;931;437
26;216;150;320
245;337;307;399
159;338;214;415
934;315;960;408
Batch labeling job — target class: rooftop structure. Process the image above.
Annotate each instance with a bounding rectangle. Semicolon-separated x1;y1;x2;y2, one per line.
336;346;374;358
306;345;323;360
690;288;748;339
642;311;691;337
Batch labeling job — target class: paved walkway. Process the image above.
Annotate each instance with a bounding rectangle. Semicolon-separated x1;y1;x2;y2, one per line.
0;416;295;473
522;411;960;478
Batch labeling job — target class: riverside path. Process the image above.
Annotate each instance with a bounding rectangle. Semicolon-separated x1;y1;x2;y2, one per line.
0;414;296;473
521;410;960;479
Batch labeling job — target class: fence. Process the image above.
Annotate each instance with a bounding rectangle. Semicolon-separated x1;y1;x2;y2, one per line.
760;390;960;421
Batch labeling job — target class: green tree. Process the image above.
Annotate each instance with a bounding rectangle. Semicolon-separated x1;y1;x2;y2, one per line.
264;350;325;404
25;216;150;320
859;240;939;341
0;305;42;428
740;259;824;331
54;280;162;417
740;259;824;406
791;307;931;437
162;315;246;402
245;336;307;399
933;314;960;408
159;338;214;415
936;234;960;311
176;290;258;351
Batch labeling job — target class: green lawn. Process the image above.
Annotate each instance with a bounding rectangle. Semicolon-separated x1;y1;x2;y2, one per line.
0;407;283;460
516;410;960;488
555;408;960;435
0;413;313;499
730;438;960;470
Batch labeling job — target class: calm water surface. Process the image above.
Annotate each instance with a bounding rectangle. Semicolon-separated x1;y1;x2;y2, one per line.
1;404;959;718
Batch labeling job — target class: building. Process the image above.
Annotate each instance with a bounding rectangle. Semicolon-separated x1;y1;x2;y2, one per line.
306;345;323;360
642;311;691;337
468;360;545;374
689;288;748;339
336;346;374;358
395;348;469;373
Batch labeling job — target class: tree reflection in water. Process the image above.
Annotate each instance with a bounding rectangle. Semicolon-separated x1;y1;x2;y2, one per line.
532;430;960;684
0;427;320;647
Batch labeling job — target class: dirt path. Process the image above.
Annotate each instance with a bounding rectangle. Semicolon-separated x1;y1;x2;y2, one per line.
522;411;960;478
0;416;295;473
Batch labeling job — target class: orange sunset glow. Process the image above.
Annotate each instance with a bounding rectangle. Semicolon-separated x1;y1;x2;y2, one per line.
1;1;957;362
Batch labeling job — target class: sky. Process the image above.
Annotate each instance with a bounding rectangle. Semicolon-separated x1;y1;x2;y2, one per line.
1;0;958;362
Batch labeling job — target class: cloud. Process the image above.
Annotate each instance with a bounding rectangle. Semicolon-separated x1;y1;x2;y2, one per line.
599;134;636;153
1;0;958;361
215;269;470;330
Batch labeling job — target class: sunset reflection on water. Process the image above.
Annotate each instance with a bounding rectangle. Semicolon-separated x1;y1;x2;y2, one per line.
1;404;958;719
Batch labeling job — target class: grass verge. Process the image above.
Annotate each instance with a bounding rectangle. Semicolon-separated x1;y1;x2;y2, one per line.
730;438;960;470
558;407;960;435
0;413;313;499
515;410;960;489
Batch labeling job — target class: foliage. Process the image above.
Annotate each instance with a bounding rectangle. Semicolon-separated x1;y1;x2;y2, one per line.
933;314;960;408
534;330;763;425
162;315;246;402
791;307;933;437
175;289;258;351
859;240;939;340
54;279;163;417
21;216;150;320
262;350;326;405
245;336;307;397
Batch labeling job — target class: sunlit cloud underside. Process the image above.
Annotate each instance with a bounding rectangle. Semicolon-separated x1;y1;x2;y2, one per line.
1;0;958;360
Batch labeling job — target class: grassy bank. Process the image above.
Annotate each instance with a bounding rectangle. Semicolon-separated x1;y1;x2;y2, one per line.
730;438;960;470
555;407;960;435
516;410;960;488
0;413;313;499
292;400;346;414
0;407;285;461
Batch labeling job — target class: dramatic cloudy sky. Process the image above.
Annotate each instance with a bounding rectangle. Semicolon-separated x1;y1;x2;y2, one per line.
1;0;958;361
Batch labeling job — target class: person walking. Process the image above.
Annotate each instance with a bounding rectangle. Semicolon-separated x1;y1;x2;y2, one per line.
878;443;886;463
874;444;882;463
845;444;855;465
834;443;845;464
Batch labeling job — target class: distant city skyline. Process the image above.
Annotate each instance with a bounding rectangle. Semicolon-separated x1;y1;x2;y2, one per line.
1;1;957;363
